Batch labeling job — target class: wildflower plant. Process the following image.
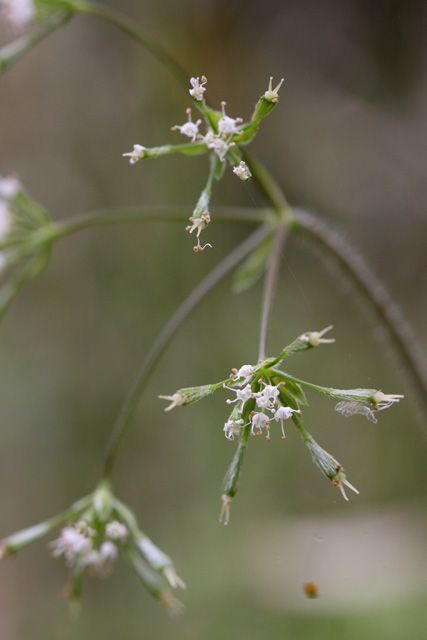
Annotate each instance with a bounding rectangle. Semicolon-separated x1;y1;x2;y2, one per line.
0;0;425;622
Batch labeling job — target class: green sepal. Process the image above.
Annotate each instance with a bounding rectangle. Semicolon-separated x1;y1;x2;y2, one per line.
326;388;379;403
276;379;308;407
143;143;208;159
177;379;231;405
213;156;226;181
235;122;259;146
292;414;340;481
192;99;221;132
221;387;259;499
249;96;279;127
92;480;113;522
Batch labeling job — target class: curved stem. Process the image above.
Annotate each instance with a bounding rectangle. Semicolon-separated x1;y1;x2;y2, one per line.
293;208;427;417
102;224;270;478
72;1;190;89
0;23;66;73
51;205;267;240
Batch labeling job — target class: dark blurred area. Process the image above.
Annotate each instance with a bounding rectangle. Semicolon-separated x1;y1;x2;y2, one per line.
0;1;426;638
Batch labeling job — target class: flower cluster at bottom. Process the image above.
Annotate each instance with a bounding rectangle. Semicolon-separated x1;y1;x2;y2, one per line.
0;481;186;616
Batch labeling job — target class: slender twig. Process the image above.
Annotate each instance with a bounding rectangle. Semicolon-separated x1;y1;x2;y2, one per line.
258;224;288;360
102;225;270;478
241;153;293;360
293;208;427;418
51;206;267;240
0;18;70;72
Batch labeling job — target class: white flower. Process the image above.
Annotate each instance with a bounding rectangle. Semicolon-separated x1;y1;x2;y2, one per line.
217;101;243;136
50;522;94;566
233;161;251;181
0;176;21;199
223;418;245;441
105;521;129;542
232;364;254;385
189;76;207;101
250;412;270;437
81;542;118;575
203;130;216;147
273;406;301;439
163;566;187;590
122;144;146;165
332;471;359;501
372;391;404;410
255;383;280;410
158;392;188;411
2;0;36;30
171;108;202;143
264;76;284;103
219;494;232;525
186;210;212;252
0;201;12;240
204;133;234;162
186;210;210;239
99;541;118;561
300;325;335;347
226;383;253;405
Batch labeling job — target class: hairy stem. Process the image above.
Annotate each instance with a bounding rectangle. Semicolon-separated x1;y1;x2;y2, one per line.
293;208;427;418
102;225;270;478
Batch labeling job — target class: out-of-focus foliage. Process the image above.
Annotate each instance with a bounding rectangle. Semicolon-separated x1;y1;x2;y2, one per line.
0;1;426;638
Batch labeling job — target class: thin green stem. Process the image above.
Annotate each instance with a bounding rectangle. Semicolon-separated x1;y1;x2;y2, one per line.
72;1;190;89
258;223;288;360
0;16;70;73
292;208;427;419
102;224;270;478
243;151;293;219
51;205;267;240
242;154;293;360
0;493;92;557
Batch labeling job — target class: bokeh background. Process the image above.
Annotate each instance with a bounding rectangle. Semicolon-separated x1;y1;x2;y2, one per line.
1;0;427;638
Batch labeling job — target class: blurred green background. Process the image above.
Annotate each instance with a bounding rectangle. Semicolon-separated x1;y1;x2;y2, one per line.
1;0;426;638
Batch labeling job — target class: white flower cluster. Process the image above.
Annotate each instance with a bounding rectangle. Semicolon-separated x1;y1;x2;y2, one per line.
174;89;244;165
0;175;21;274
50;519;128;576
223;366;301;441
122;144;146;165
1;0;36;30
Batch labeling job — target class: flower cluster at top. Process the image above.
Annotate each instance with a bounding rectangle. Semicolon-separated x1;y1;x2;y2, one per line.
159;326;404;514
123;75;284;251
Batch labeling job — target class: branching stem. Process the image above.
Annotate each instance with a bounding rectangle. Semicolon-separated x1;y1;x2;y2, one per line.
102;225;270;478
293;208;427;418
